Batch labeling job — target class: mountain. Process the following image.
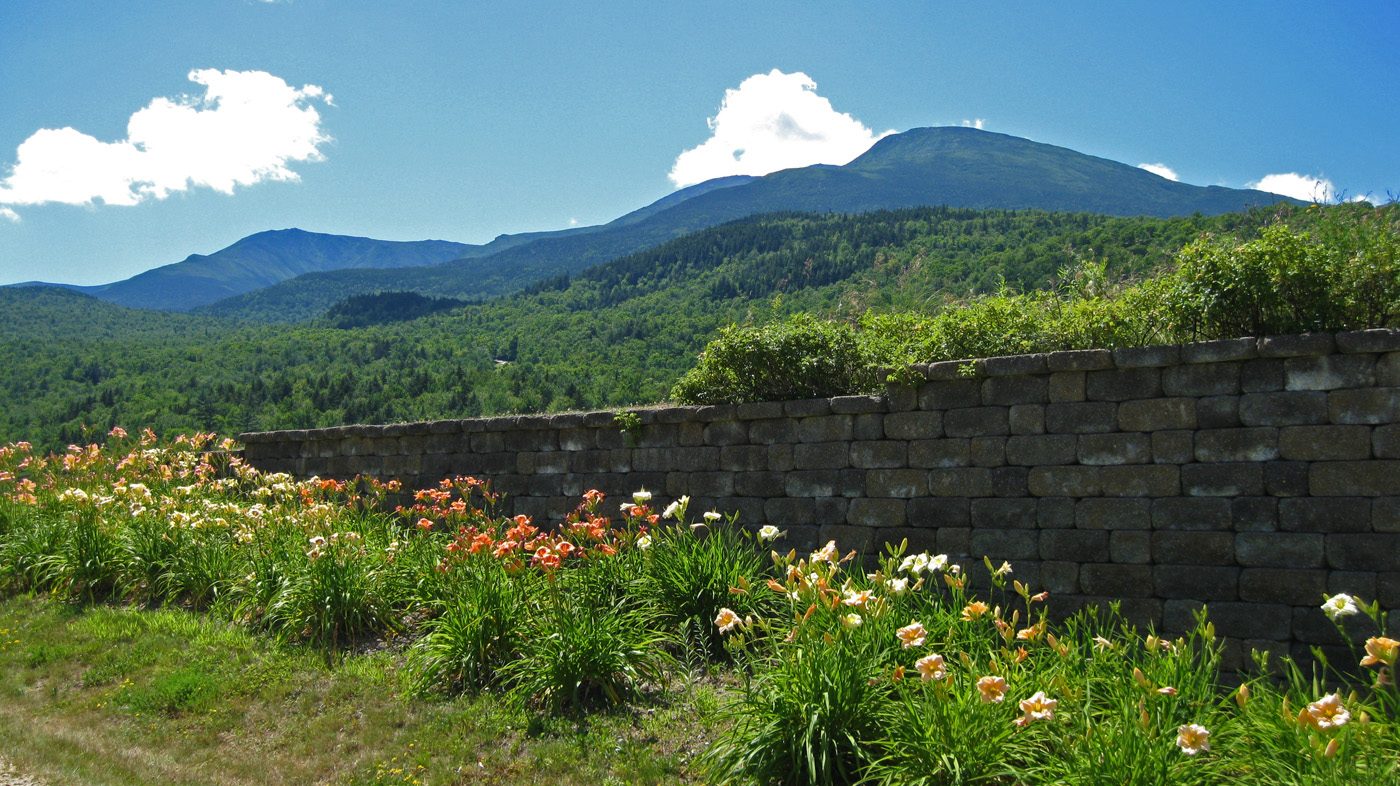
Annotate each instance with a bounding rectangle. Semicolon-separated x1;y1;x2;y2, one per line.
196;127;1301;322
10;229;482;313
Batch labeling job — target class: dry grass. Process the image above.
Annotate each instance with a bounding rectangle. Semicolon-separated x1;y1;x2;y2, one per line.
0;596;720;786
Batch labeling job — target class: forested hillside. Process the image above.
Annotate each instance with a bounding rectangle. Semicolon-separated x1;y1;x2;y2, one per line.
0;205;1306;451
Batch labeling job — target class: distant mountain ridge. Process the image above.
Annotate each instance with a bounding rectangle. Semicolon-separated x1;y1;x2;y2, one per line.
197;127;1301;322
11;127;1300;319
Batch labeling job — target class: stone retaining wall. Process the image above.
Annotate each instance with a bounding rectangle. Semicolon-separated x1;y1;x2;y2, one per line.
241;330;1400;667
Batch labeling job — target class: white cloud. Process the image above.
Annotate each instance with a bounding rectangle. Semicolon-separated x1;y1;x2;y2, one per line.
1137;163;1179;181
0;207;17;222
0;69;331;217
1247;172;1336;203
960;119;986;130
669;69;891;188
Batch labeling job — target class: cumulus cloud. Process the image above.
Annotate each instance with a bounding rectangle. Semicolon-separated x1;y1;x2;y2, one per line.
1137;163;1179;181
0;69;331;217
960;119;986;130
669;69;891;188
1247;172;1336;203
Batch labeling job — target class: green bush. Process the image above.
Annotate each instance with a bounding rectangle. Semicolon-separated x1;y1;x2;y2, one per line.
671;314;878;405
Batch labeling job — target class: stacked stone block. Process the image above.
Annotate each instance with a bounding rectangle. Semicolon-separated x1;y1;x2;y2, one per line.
241;329;1400;667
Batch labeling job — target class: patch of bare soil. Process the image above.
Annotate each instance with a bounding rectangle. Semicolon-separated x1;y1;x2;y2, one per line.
0;756;45;786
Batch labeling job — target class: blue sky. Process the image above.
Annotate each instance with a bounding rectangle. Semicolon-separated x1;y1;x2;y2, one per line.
1;0;1396;287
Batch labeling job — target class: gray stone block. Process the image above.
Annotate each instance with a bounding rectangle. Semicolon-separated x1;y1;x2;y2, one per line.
853;413;885;441
672;446;721;471
1381;352;1400;387
688;471;735;497
924;360;977;381
1028;466;1102;497
1234;532;1325;568
982;375;1049;405
936;527;972;556
1197;396;1242;428
703;420;748;446
1279;497;1372;534
1038;497;1077;529
1152;431;1195;464
850;441;907;469
1241;358;1285;393
1285;355;1376;391
918;379;982;410
1114;344;1180;368
982;353;1049;376
1239;569;1328;605
1152;498;1233;531
1100;465;1181;497
786;470;856;498
1195;427;1279;462
1182;462;1264;497
884;411;944;440
1118;398;1197;432
737;401;784;420
1263;461;1310;497
1046;349;1114;371
1259;333;1336;358
749;418;796;444
734;471;788;498
909;439;971;468
1337;328;1400;354
1326;534;1400;571
1182;337;1259;364
1006;434;1077;466
1076;498;1151;529
1111;530;1153;563
794;442;852;470
785;399;832;417
1009;404;1047;435
970;437;1007;467
829;395;886;414
1164;600;1292;641
971;498;1039;529
1162;362;1241;397
1045;401;1118;434
1040;561;1081;593
1376;497;1400;533
1153;531;1234;565
928;467;995;497
1232;497;1278;532
1155;565;1240;600
720;445;769;472
969;529;1041;560
1040;529;1110;561
1310;460;1400;496
1376;424;1400;458
818;523;875;555
1328;388;1400;424
908;497;971;527
798;415;853;443
847;498;907;528
1080;563;1155;596
944;407;1010;437
993;466;1030;497
867;469;928;498
1078;433;1152;465
1240;391;1329;426
1086;367;1162;401
1278;425;1372;460
1048;371;1087;402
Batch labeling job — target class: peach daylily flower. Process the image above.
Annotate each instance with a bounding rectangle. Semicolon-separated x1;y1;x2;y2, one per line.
960;601;990;621
842;589;873;608
1176;724;1210;755
715;607;742;633
915;653;946;682
977;675;1007;703
896;621;928;649
1015;691;1057;726
1304;693;1351;730
1361;637;1399;668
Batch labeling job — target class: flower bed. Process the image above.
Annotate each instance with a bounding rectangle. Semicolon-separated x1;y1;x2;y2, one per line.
1;431;1396;784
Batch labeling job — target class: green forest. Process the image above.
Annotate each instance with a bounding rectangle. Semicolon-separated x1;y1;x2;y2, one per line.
1;203;1392;452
